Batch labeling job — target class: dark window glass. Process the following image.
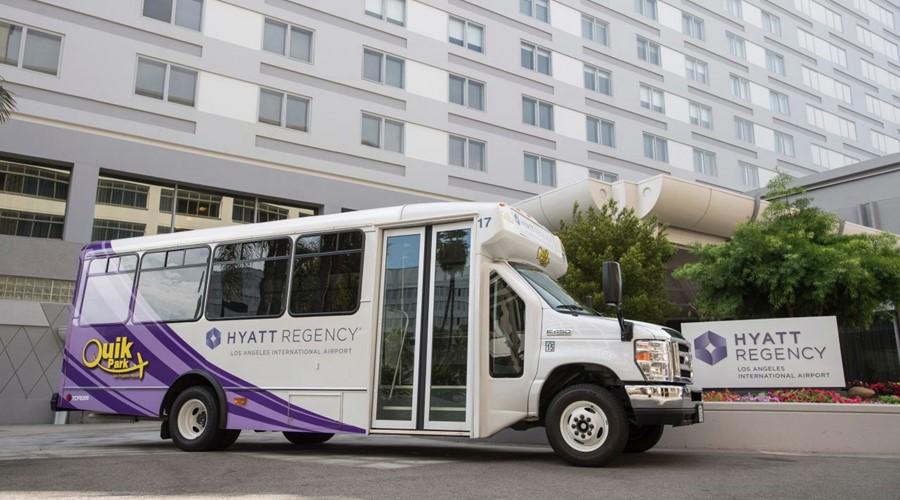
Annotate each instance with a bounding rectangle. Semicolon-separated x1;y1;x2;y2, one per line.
290;26;313;62
0;209;64;238
285;95;309;131
135;58;166;99
490;273;526;378
22;29;61;75
0;22;22;66
174;0;203;31
167;65;197;106
96;179;148;208
259;89;283;125
135;247;209;322
0;162;69;200
91;219;146;240
449;75;465;105
289;231;364;315
80;255;137;325
363;49;382;82
207;238;291;319
143;0;173;22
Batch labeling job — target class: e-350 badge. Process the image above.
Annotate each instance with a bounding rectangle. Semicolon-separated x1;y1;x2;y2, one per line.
82;337;148;379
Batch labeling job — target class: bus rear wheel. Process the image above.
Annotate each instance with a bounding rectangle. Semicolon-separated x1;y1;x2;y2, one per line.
283;432;334;446
169;386;236;451
545;384;628;467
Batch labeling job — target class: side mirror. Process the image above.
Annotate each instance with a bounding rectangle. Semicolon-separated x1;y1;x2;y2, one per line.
602;261;622;305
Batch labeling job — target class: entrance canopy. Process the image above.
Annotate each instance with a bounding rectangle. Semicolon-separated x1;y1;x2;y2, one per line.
515;176;879;246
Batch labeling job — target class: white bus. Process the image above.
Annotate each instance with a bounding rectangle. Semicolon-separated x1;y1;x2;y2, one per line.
54;202;701;466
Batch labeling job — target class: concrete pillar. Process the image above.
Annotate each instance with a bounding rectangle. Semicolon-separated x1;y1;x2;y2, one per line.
62;162;100;243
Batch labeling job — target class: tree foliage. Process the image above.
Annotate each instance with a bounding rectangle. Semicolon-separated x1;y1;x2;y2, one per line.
0;75;15;123
674;174;900;328
557;201;677;324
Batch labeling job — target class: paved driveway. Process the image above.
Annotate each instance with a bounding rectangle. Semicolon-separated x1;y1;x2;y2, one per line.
0;423;897;499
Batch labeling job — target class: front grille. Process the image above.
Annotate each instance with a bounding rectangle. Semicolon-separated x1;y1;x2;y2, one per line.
672;338;693;383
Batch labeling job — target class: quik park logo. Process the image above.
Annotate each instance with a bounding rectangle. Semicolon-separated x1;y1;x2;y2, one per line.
82;336;149;379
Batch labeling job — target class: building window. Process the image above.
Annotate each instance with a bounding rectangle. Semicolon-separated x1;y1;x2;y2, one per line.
693;148;717;176
489;273;526;378
143;0;203;31
520;0;550;22
583;64;612;95
0;209;63;238
160;187;221;218
589;169;618;182
727;32;746;60
448;74;484;110
766;50;785;76
640;84;665;113
635;0;658;20
689;101;713;129
0;275;74;303
643;133;669;162
730;75;750;100
91;219;146;240
232;198;288;223
775;131;795;157
685;57;709;84
135;57;197;107
258;88;309;132
682;13;705;40
521;42;551;75
523;153;556;186
0;21;62;75
0;161;69;201
637;37;661;66
741;164;759;187
726;0;743;17
362;48;404;88
96;179;148;208
448;16;484;53
207;238;291;319
582;14;609;45
361;113;404;153
522;96;553;130
735;117;755;143
769;90;790;116
263;18;313;62
762;12;782;36
449;135;486;171
365;0;405;25
290;231;364;316
586;116;615;147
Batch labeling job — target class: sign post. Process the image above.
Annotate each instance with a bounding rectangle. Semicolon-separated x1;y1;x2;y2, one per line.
681;316;845;389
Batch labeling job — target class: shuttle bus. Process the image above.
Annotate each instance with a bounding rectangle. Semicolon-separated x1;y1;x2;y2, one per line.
53;202;702;466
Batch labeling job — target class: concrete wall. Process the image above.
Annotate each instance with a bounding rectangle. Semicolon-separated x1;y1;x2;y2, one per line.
0;300;71;425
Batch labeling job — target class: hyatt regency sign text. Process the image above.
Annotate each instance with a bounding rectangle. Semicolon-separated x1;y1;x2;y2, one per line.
682;316;845;389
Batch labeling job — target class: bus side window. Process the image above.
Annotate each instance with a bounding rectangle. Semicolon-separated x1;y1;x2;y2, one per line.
290;230;364;315
489;272;526;378
134;247;210;323
79;255;138;326
206;238;291;319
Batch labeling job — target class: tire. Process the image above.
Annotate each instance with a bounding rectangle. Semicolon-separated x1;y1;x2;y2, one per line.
545;384;629;467
169;386;228;452
283;432;334;446
623;424;664;453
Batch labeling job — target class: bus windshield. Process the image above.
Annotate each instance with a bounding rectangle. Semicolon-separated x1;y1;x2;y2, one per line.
511;263;598;316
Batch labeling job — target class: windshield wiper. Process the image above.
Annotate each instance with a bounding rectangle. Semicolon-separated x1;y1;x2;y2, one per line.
555;304;586;312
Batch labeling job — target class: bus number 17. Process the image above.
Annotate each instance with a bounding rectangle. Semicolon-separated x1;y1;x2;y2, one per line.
477;217;492;229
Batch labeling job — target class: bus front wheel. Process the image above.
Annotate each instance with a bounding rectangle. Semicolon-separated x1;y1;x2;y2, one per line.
169;386;238;451
283;432;334;446
545;384;628;467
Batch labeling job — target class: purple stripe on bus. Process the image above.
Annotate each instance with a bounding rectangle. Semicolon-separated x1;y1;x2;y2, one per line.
62;360;144;416
61;353;157;416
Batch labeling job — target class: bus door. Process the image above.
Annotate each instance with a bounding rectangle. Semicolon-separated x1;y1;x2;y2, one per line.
372;222;474;432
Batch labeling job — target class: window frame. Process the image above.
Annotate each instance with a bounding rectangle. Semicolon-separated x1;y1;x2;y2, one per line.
521;0;550;23
522;96;554;130
642;133;669;163
762;11;782;36
141;0;205;31
262;17;315;63
133;245;212;324
204;236;293;321
682;13;705;41
448;134;487;171
488;271;527;379
583;63;612;96
77;253;140;327
635;0;659;20
362;48;405;88
689;101;713;129
639;84;665;113
692;148;718;177
636;36;661;66
288;230;365;318
521;41;552;75
365;0;406;26
586;115;616;147
766;49;785;76
258;87;311;132
769;90;790;116
448;16;484;53
727;32;747;60
735;117;756;143
361;113;405;153
134;56;197;107
448;74;486;111
523;152;556;187
0;21;63;76
581;14;609;46
685;56;709;84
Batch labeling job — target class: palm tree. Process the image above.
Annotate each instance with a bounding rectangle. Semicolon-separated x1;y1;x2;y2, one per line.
0;75;16;123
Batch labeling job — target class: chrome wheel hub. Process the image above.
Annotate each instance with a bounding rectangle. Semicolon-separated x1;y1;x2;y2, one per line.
559;400;609;453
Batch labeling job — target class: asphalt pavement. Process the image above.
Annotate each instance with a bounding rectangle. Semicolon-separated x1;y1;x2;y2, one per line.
0;422;897;499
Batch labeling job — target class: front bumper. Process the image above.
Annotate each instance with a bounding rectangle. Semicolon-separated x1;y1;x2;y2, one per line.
626;385;703;427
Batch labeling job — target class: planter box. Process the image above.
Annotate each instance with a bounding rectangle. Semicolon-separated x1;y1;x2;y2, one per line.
658;402;900;455
490;402;900;456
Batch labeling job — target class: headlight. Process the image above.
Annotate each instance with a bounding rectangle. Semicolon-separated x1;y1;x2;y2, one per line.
634;340;672;382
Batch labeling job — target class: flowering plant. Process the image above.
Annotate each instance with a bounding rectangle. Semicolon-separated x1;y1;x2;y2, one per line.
702;389;890;404
847;381;900;397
